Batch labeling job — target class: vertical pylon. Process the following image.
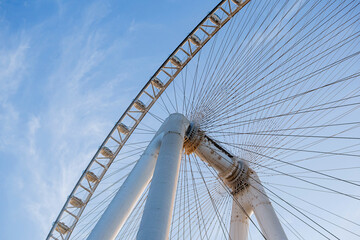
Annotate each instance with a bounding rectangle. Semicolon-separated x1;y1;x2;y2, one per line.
136;113;189;240
87;133;163;240
230;171;288;240
249;171;287;240
229;197;252;240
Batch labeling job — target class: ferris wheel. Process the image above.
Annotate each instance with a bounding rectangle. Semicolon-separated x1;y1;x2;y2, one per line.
46;0;360;239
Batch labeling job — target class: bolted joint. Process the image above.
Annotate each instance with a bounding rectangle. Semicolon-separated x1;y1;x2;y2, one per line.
222;159;249;195
184;122;204;154
184;122;250;195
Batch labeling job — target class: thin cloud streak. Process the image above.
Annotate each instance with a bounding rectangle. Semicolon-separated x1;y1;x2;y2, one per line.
0;1;133;238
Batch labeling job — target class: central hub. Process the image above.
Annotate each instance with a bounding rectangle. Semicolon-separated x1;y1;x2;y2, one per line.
184;123;204;154
184;122;249;195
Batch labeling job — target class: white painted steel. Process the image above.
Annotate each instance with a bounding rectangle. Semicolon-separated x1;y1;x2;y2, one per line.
87;133;163;240
195;136;234;176
193;135;287;239
249;172;288;240
229;171;288;240
136;113;189;240
229;198;252;240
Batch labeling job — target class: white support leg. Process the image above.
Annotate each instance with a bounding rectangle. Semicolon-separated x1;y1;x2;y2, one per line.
87;133;163;240
229;197;252;240
136;113;189;240
88;114;287;240
185;127;287;240
229;171;288;240
249;172;287;240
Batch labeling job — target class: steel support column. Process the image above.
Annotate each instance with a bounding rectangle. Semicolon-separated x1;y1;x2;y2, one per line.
136;113;189;240
249;172;287;240
87;133;163;240
229;195;252;240
187;129;287;240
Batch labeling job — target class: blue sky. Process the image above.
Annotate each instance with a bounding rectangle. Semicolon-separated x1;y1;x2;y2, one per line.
1;1;360;239
0;0;219;238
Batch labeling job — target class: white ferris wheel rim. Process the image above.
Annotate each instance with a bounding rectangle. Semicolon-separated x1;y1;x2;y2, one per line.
47;0;360;239
46;1;252;239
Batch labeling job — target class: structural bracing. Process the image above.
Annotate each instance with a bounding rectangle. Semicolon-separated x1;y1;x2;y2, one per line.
88;114;287;240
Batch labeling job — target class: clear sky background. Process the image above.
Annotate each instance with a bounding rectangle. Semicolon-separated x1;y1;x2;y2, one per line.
1;1;360;240
0;0;222;239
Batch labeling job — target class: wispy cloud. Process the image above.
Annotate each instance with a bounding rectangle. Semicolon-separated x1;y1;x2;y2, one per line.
0;0;169;237
0;40;28;102
0;1;133;238
0;36;28;149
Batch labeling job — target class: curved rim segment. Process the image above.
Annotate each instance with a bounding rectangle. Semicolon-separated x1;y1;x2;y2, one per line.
46;1;251;239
